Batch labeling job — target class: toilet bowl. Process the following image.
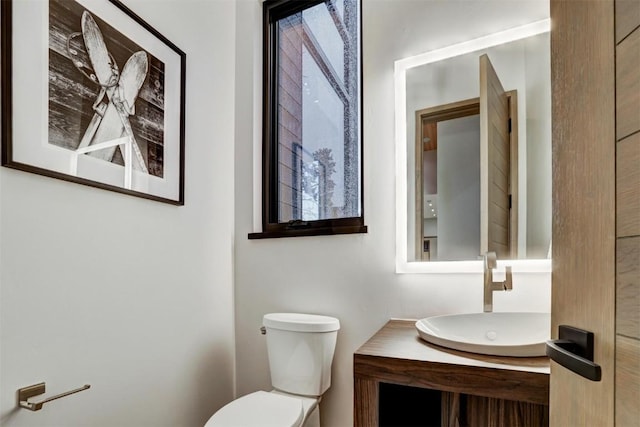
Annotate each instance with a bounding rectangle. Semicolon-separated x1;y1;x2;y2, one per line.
204;313;340;427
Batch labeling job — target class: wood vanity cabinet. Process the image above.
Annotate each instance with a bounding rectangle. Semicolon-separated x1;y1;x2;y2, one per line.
354;320;550;426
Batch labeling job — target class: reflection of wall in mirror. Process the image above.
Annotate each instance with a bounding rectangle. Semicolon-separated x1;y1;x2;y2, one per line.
523;33;552;259
436;115;480;261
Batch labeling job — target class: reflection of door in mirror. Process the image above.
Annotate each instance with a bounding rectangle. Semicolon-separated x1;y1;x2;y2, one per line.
480;54;518;260
415;55;518;261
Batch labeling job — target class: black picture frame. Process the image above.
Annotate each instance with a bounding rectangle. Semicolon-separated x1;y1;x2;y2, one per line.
1;0;186;205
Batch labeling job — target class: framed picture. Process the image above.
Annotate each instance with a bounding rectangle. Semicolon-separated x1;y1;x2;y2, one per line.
1;0;186;204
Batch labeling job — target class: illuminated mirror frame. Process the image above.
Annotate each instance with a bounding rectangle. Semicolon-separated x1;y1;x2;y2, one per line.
395;19;552;274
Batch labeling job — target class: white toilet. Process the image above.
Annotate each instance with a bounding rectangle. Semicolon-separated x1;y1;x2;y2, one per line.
205;313;341;427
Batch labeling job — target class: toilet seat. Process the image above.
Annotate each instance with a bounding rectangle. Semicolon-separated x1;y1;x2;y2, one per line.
204;391;304;427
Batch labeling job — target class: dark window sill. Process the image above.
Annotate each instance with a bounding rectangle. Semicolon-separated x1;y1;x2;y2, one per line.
248;225;368;239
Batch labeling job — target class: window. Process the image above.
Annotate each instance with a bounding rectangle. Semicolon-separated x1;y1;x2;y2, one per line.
249;0;366;239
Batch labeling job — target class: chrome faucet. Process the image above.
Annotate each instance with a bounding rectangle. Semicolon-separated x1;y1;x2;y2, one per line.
483;251;513;312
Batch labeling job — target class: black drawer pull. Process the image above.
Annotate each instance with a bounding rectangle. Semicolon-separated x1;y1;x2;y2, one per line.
545;325;601;381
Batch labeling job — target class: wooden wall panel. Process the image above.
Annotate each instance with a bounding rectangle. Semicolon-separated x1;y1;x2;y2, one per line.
615;1;640;425
616;28;640;140
615;0;640;43
617;132;640;237
615;336;640;426
616;236;640;339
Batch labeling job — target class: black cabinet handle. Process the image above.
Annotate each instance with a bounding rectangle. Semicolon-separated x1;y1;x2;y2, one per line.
545;325;601;381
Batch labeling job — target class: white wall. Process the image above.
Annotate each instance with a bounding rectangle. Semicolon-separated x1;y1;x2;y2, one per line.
0;1;236;425
234;1;550;426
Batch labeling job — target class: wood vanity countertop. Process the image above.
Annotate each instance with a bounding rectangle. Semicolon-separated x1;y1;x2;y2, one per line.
354;319;550;406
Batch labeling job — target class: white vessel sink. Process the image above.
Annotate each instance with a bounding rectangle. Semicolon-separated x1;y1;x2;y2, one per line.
415;312;550;357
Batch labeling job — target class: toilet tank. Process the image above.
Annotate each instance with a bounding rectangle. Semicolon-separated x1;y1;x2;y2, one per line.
263;313;340;397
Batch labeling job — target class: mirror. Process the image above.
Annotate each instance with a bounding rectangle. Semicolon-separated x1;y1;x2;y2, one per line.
395;19;552;273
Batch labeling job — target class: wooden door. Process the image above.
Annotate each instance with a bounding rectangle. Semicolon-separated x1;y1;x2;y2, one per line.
479;54;510;259
550;0;616;425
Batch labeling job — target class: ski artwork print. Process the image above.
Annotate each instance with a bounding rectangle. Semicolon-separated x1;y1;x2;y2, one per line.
48;0;166;180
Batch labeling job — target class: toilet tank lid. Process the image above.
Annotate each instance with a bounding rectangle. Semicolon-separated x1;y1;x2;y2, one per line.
263;313;340;332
